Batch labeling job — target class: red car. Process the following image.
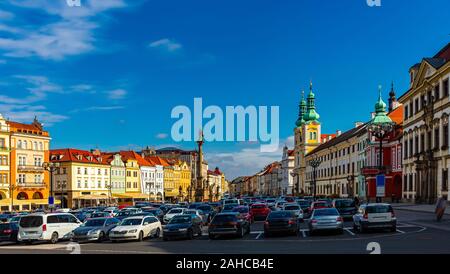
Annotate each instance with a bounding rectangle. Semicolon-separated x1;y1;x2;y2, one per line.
250;203;271;221
232;206;254;224
310;201;330;211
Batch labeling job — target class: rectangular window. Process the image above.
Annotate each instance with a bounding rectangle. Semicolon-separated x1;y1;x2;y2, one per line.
435;128;440;150
415;98;419;114
405;105;409;120
443;124;449;149
443;170;449;191
435;84;440;101
444;78;449;97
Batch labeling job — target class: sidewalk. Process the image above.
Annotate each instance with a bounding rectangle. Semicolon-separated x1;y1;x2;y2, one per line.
392;203;450;215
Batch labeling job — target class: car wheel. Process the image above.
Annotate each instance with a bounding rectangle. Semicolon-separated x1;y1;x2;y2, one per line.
155;228;161;238
138;231;144;242
187;229;194;240
50;232;59;244
97;232;105;243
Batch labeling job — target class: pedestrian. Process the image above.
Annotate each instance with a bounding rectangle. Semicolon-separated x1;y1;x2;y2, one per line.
354;196;360;208
435;195;448;222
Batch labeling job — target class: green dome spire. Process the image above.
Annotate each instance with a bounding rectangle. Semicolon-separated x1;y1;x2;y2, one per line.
304;81;320;122
371;85;393;125
295;90;307;127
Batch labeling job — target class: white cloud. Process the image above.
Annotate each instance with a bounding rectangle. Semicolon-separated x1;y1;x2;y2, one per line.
148;38;182;52
0;60;7;64
0;103;68;126
70;106;125;113
106;89;127;100
206;136;295;180
156;133;168;139
0;10;14;20
0;0;133;60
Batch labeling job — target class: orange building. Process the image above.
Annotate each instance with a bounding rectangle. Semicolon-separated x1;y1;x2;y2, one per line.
8;117;51;211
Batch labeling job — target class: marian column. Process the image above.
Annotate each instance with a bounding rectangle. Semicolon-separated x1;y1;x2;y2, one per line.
195;131;205;202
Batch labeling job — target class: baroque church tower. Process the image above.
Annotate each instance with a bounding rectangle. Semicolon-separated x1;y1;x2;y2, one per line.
293;82;322;194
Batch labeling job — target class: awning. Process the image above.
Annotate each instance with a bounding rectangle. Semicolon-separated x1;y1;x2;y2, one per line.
113;193;153;199
0;198;61;206
73;194;111;200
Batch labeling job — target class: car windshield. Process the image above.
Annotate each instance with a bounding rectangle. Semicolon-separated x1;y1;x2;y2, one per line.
335;200;355;208
84;219;106;227
169;209;183;214
298;201;310;206
232;207;249;213
19;216;43;228
284;205;300;210
269;211;294;219
223;205;236;210
170;216;191;224
366;206;393;214
314;202;328;207
212;215;237;223
120;219;142;226
117;212;130;217
314;209;339;216
185;210;197;215
252;204;266;209
198;206;211;211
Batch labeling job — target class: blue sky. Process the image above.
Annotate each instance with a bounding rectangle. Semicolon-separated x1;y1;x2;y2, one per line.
0;0;449;179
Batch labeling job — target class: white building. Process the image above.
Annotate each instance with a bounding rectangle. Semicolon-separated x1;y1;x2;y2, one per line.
281;146;295;195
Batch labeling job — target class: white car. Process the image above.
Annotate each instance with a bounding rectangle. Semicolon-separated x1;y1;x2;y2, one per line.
18;213;82;244
109;216;162;242
163;208;186;223
282;203;304;221
353;203;397;233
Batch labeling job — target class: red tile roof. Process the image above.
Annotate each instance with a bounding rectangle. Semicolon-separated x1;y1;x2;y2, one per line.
144;156;170;167
50;149;109;165
119;151;153;167
7;121;49;136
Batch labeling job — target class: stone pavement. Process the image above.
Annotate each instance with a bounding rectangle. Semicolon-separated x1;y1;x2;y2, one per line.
392;203;450;215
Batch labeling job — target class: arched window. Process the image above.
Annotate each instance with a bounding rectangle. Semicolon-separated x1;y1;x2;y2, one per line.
17;140;22;149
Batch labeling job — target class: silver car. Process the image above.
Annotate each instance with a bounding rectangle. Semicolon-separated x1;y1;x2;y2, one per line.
308;208;344;235
282;203;304;221
71;217;120;242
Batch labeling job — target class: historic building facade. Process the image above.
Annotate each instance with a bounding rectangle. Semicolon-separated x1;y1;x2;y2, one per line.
281;146;295;195
0;115;10;202
398;43;450;203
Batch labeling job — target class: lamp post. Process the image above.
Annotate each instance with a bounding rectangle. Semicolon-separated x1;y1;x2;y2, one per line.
42;162;60;212
309;156;322;200
9;183;17;212
367;86;395;203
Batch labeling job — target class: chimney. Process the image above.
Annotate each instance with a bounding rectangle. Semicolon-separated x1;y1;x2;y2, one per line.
354;122;363;128
336;130;342;136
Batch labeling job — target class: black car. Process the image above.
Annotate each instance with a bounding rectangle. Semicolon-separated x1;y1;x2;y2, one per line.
163;214;203;241
332;199;357;220
208;213;250;239
0;222;19;243
264;211;300;237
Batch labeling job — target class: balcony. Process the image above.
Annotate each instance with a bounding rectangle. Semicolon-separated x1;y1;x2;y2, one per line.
361;166;392;176
17;182;46;188
17;165;45;173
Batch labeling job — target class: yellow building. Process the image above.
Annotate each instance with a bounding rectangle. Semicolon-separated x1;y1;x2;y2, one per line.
147;156;176;202
8;118;51;211
120;151;141;193
0;115;10;206
171;160;191;202
50;148;111;208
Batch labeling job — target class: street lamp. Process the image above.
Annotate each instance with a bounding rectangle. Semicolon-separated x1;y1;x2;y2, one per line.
367;86;395;203
309;156;322;200
42;162;60;212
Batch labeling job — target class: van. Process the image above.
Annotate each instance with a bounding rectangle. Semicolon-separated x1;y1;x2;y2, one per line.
18;213;82;244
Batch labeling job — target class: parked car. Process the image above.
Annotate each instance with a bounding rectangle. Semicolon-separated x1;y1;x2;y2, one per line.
308;208;344;235
0;214;14;223
264;211;300;237
221;204;238;213
163;208;187;224
310;201;330;211
89;211;112;219
0;222;19;243
275;201;287;209
332;199;357;220
208;213;250;239
115;210;137;221
232;206;253;223
223;199;239;206
197;205;214;222
250;203;271;221
163;214;203;241
282;203;304;221
109;215;162;242
71;217;120;242
18;213;82;244
141;207;164;221
296;199;312;218
353;203;397;233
